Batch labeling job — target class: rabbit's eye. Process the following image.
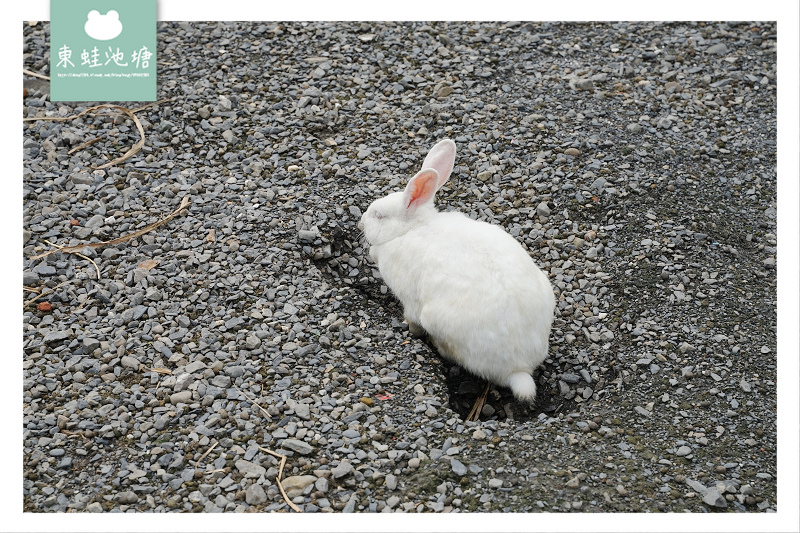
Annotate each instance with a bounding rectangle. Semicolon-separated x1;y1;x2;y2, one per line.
373;211;384;220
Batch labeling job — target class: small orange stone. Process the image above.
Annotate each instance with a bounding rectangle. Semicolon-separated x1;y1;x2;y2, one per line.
37;302;52;312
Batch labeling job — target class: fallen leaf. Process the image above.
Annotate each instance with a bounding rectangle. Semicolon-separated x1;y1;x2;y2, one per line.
138;259;160;270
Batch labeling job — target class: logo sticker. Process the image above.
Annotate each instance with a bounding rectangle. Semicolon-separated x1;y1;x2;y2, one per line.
50;0;157;102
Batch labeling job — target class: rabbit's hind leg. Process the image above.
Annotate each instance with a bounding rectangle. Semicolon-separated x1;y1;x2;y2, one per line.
404;317;427;338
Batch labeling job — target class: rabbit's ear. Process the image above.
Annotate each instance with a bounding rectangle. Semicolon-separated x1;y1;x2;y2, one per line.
421;139;456;190
402;169;440;214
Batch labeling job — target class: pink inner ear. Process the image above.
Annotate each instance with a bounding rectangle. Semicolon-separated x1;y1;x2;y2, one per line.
405;170;439;211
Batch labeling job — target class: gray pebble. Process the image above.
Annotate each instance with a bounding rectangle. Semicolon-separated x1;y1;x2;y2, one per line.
281;438;314;455
450;459;467;476
245;483;267;505
702;488;727;508
332;461;353;479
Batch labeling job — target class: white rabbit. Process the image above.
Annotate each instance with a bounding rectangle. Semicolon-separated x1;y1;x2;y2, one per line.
359;139;555;404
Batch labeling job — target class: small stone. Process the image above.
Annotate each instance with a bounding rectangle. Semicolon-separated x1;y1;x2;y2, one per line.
702;488;727;508
70;173;95;185
83;337;101;352
536;201;551;217
235;460;266;478
298;229;319;242
590;177;607;190
385;474;398;490
450;459;467;476
706;43;728;55
477;170;493;182
437;85;454;97
282;438;314;455
488;478;503;489
342;429;361;440
560;373;580;384
218;95;232;111
572;78;593;91
85;214;105;228
23;270;40;285
566;476;581;489
245;483;267;505
281;475;317;498
118;491;138;505
564;147;582;157
678;342;695;353
244;336;261;350
342;494;358;513
294;403;311;420
472;429;487;440
33;263;56;276
332;461;353;479
86;502;103;512
676;446;692;456
121;356;140;370
169;391;192;405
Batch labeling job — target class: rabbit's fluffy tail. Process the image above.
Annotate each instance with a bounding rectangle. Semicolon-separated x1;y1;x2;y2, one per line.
508;372;537;402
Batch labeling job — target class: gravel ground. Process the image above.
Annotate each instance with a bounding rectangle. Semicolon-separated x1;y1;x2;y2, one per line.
22;21;778;515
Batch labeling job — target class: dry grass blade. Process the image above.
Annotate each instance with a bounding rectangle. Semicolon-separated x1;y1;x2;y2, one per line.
67;136;103;155
23;69;50;80
130;97;176;113
259;447;302;513
24;280;71;307
29;196;190;261
194;441;218;470
61;429;89;441
21;97;175;170
466;382;491;423
23;103;121;123
91;105;145;169
149;367;172;375
233;384;273;420
43;239;101;279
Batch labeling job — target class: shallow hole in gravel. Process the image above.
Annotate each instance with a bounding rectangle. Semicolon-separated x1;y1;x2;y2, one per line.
438;352;573;422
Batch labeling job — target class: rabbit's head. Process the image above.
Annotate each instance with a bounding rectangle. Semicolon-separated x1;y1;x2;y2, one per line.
360;139;456;247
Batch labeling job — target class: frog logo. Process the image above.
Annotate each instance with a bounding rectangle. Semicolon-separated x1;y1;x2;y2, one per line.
84;10;123;41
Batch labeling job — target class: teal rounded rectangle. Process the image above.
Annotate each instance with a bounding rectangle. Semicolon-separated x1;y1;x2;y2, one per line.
50;0;157;102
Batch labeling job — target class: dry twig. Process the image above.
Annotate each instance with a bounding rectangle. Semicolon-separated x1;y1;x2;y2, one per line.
259;447;302;513
233;384;273;421
23;69;50;80
23;280;71;308
22;97;175;169
195;441;218;470
43;239;101;279
67;136;104;155
29;196;190;261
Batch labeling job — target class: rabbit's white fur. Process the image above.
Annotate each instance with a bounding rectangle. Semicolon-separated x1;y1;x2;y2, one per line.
360;139;555;402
